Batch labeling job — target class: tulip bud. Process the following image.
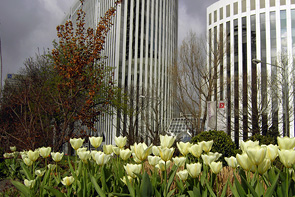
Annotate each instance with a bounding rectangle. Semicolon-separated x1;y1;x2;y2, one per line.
103;144;113;155
124;164;142;178
186;163;202;178
189;143;203;158
61;176;74;186
89;136;103;148
266;144;278;162
177;142;192;156
90;150;99;161
121;176;133;185
47;164;56;171
158;147;175;162
148;155;161;166
24;179;35;189
77;147;87;153
70;138;84;150
236;153;253;171
278;149;295;168
24;158;33;166
277;137;295;150
115;136;127;149
120;149;132;160
10;146;16;152
246;146;266;166
39;147;51;158
258;159;271;174
225;156;238;168
94;152;111;165
112;146;120;155
155;160;172;171
133;142;153;161
201;154;216;165
208;152;222;161
51;152;64;162
160;134;176;148
27;150;39;162
132;153;142;163
20;151;28;160
240;140;259;153
77;151;90;163
177;170;189;181
209;161;222;174
152;146;160;156
172;156;186;167
202;140;213;153
35;169;45;177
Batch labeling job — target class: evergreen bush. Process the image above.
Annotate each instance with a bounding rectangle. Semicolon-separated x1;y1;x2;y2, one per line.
191;130;239;165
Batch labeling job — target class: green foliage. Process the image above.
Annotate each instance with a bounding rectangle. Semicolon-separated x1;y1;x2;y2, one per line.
191;130;239;164
248;134;277;145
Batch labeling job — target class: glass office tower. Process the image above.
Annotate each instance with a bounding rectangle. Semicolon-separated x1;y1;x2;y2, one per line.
207;0;295;145
64;0;178;144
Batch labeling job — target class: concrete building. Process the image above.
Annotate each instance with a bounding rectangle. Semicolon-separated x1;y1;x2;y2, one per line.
207;0;295;145
64;0;178;144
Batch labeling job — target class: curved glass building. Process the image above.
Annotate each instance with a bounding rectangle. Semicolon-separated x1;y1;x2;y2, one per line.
64;0;178;144
207;0;295;145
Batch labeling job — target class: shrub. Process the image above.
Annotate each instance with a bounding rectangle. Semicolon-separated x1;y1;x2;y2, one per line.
248;134;277;145
191;130;239;164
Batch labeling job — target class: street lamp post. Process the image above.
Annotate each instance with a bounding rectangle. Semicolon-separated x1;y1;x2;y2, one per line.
252;59;289;136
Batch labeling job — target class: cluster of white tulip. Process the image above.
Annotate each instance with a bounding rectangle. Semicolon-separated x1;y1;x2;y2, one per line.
121;135;224;183
224;136;295;175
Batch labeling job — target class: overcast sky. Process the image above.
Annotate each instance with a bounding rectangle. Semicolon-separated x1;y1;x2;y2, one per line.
0;0;217;84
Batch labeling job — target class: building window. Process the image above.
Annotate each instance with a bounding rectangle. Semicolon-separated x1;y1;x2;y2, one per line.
270;12;277;59
260;0;265;8
214;10;217;22
234;2;238;15
250;14;259;135
226;21;231;136
270;0;275;7
220;7;223;20
209;13;212;25
234;19;239;144
242;17;248;139
292;10;295;55
280;0;286;5
251;0;256;10
281;10;287;53
292;0;295;4
242;0;246;12
220;23;224;100
226;4;230;17
260;12;268;135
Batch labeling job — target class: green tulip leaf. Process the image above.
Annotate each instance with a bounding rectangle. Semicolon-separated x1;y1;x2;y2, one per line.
167;188;176;197
220;181;228;197
11;180;30;197
233;174;247;197
167;165;178;190
239;173;258;197
265;173;279;197
201;188;208;197
205;180;217;197
140;172;153;197
44;186;64;197
90;174;106;197
20;162;33;180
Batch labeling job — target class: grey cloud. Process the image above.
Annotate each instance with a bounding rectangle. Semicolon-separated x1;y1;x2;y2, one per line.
0;0;75;82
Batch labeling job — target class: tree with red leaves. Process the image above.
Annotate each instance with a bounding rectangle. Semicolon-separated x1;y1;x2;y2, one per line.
50;0;121;151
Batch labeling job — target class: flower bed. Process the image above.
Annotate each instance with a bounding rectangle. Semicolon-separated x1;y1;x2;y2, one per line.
2;135;295;196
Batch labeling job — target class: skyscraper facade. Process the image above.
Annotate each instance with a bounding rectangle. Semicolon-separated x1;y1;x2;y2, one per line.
64;0;178;144
207;0;295;145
